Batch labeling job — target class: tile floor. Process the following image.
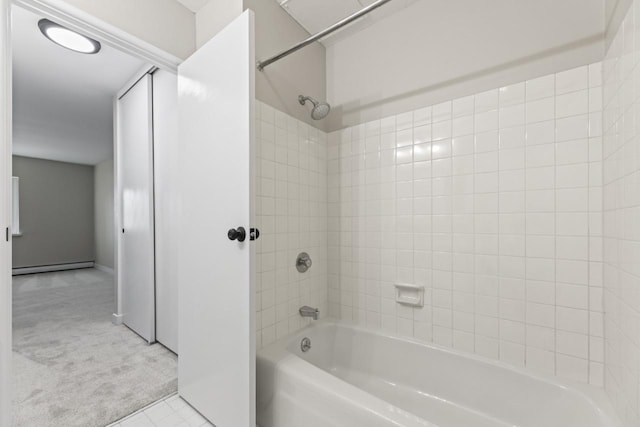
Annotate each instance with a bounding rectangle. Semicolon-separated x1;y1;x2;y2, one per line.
107;394;213;427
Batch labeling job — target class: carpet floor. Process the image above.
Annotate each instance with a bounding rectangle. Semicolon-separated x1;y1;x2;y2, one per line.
12;268;177;427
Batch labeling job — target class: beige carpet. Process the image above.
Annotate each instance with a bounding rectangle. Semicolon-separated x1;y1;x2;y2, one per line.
12;268;177;427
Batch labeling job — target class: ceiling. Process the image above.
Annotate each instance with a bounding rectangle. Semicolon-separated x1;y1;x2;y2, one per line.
12;6;146;165
176;0;210;13
274;0;418;45
176;0;418;43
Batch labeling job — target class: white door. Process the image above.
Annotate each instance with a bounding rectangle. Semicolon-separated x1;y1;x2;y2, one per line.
117;74;156;343
178;11;255;427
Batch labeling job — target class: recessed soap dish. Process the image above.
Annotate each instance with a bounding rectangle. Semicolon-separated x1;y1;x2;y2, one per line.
395;283;424;307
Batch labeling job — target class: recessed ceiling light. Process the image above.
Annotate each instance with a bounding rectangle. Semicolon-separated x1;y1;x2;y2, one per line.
38;19;101;54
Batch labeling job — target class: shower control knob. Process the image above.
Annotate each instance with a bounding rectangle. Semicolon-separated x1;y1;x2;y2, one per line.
250;228;260;241
296;252;312;273
227;226;246;242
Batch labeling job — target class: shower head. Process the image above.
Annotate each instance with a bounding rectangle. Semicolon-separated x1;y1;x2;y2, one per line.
298;95;331;120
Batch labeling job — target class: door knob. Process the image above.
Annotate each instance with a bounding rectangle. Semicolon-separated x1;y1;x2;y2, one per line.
228;227;246;242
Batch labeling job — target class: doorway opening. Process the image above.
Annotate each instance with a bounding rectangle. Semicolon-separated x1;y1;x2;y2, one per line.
1;2;257;426
11;4;177;426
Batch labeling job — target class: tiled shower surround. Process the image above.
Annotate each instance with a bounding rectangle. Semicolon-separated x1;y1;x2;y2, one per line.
250;10;640;423
255;101;328;349
603;0;640;425
327;63;604;385
255;63;611;388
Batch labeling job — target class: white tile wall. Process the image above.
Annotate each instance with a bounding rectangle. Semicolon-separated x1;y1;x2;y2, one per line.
254;101;328;349
327;63;604;385
603;0;640;424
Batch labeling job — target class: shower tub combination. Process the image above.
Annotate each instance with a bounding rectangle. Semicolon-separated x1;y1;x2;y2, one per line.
257;321;621;427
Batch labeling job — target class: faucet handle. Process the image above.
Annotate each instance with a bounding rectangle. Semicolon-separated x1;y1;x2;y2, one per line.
296;252;312;273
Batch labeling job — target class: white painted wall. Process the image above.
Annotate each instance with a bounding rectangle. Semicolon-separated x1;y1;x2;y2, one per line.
326;0;605;131
195;0;243;48
59;0;196;59
94;158;114;270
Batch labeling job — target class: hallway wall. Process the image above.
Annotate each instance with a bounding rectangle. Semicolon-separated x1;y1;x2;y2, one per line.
12;156;94;268
94;158;114;270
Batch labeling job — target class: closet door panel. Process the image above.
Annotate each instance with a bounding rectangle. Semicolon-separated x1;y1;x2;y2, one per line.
117;74;155;343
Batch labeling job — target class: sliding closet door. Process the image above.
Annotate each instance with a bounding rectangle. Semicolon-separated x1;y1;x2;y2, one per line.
153;69;179;354
177;11;255;427
117;74;155;343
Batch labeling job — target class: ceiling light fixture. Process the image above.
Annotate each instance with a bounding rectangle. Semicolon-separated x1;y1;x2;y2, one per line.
38;19;101;54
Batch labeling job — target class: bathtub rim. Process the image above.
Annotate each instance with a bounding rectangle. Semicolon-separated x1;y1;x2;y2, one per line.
257;318;622;427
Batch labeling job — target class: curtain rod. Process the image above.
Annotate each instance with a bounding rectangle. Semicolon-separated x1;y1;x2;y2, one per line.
257;0;394;71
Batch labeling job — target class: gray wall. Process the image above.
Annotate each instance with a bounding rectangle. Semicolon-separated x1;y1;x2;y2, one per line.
12;156;95;268
94;158;114;269
195;0;327;130
245;0;326;130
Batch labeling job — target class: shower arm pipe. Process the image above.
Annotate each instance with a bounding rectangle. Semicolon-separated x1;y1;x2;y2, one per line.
256;0;394;71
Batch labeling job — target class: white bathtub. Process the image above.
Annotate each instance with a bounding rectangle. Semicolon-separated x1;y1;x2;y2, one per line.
257;321;621;427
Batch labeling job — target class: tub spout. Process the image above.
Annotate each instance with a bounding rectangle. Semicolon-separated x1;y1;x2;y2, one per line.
299;305;319;320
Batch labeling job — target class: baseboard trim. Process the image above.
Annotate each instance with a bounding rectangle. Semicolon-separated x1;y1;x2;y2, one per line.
112;313;124;325
94;264;114;275
12;262;95;276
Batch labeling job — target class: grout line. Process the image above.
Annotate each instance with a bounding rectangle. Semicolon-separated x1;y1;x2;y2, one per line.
523;76;529;370
552;70;558;379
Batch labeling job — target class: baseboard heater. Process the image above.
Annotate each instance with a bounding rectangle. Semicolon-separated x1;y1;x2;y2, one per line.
12;261;95;276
